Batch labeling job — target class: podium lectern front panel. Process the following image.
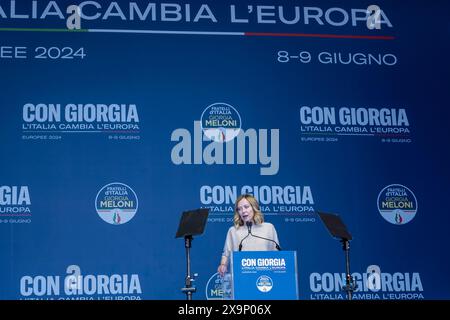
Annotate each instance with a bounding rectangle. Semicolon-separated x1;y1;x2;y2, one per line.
230;251;299;300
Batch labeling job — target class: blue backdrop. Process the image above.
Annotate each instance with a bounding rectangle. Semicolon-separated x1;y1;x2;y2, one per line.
1;0;449;300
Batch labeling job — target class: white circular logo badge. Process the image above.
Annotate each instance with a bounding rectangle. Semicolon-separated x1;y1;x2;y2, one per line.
377;184;417;225
200;103;241;142
256;275;273;293
95;182;138;225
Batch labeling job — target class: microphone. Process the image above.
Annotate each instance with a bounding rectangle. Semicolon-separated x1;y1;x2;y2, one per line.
250;223;282;250
252;233;282;250
239;221;282;251
246;221;252;234
238;221;252;251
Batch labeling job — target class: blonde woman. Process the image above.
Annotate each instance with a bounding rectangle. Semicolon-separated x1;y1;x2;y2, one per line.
217;194;280;276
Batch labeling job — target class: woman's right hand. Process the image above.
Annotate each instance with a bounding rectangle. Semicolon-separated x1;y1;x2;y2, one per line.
217;264;227;276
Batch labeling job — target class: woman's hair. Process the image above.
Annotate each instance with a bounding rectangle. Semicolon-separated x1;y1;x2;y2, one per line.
233;194;264;228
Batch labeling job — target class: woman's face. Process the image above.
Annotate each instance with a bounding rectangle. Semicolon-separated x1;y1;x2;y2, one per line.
236;198;254;223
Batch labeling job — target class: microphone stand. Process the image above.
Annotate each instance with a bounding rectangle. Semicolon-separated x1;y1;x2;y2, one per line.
181;235;197;300
238;230;251;251
246;221;282;251
341;238;356;300
251;233;282;251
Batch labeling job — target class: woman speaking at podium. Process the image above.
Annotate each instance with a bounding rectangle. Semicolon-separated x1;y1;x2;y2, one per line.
217;194;280;276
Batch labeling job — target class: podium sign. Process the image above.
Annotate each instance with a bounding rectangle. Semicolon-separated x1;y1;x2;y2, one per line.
229;251;299;300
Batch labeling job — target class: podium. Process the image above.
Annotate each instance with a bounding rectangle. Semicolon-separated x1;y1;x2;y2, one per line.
225;251;299;300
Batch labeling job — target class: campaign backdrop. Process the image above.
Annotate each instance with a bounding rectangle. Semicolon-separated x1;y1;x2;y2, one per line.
1;0;449;300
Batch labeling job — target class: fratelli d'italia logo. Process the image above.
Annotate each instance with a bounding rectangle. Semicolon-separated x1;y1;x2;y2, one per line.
256;275;273;293
206;272;231;300
201;103;241;142
95;183;138;225
377;184;417;225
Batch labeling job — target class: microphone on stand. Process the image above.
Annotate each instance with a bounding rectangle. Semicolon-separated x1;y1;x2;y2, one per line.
238;221;252;251
250;221;282;251
246;221;252;234
252;233;282;250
